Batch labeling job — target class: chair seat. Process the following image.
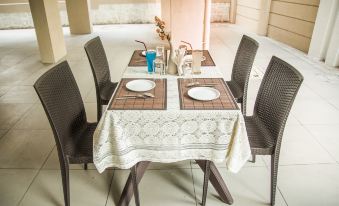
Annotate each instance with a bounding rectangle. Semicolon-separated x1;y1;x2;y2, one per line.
68;123;97;164
244;116;275;155
100;81;118;104
226;80;243;103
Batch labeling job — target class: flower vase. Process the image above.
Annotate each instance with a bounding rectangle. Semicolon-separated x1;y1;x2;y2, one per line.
167;41;178;75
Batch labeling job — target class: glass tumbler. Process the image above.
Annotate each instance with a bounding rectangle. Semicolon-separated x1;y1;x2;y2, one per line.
192;50;203;74
156;45;165;61
153;58;166;76
146;50;157;74
183;62;193;84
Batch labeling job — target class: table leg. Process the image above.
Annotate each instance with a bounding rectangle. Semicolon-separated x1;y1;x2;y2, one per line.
118;161;151;206
195;160;234;205
118;160;233;205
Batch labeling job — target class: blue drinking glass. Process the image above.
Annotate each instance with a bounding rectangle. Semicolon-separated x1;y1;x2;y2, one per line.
146;50;156;74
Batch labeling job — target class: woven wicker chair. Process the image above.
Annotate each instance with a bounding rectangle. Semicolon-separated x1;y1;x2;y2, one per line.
34;61;140;206
226;35;258;115
84;36;118;121
245;56;303;205
34;61;96;206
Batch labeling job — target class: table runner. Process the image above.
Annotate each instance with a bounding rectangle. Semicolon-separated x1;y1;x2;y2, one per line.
178;78;238;110
128;50;216;67
109;78;167;110
93;66;251;173
128;50;148;67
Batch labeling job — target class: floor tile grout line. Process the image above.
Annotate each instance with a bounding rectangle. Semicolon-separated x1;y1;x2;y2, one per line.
256;157;290;205
261;157;338;167
222;23;339;78
322;97;339;112
1;23;338;205
0;128;10;141
0;87;11;98
277;186;289;206
298;123;339;126
279;162;338;167
265;32;339;75
104;169;115;206
301;124;338;164
290;113;303;126
0;103;35;135
16;144;56;206
16;63;55;86
214;33;237;57
0;52;39;75
4;161;332;171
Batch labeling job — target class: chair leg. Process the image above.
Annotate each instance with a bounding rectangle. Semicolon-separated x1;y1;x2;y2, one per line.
131;164;140;206
97;104;102;122
202;160;211;206
251;154;256;163
60;162;70;206
271;155;278;206
84;163;88;170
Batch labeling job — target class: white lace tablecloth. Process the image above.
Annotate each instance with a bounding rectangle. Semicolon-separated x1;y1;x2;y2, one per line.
93;66;251;173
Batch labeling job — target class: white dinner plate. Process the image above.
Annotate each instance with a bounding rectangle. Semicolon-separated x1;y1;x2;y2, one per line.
126;79;156;92
187;87;220;101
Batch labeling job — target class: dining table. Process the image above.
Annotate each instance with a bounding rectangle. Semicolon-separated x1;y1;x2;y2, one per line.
93;50;251;206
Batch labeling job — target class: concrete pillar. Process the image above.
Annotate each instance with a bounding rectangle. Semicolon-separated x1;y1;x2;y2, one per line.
325;12;339;67
29;0;66;63
308;0;339;63
229;0;237;24
203;0;211;49
257;0;271;36
65;0;92;34
234;0;271;36
161;0;210;50
161;0;171;29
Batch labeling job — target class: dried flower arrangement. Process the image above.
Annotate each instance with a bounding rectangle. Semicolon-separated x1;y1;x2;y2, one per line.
155;16;171;41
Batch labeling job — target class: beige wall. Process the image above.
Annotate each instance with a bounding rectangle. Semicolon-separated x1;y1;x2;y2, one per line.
0;0;161;29
235;0;320;53
236;0;262;33
267;0;320;52
0;0;229;29
235;0;271;35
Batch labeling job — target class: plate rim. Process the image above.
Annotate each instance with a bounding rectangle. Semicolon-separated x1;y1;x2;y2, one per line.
187;86;220;101
140;49;156;57
126;79;156;92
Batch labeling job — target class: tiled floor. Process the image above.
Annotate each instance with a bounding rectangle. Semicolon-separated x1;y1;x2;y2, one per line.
0;23;339;206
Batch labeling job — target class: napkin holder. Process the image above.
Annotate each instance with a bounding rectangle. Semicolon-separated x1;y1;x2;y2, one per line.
167;47;186;76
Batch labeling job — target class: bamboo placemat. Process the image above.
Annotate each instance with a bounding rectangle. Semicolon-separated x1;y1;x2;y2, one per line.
178;78;238;110
128;50;215;67
128;50;147;67
109;78;167;110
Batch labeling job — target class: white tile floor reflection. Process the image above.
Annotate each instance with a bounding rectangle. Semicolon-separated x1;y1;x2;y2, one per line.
0;24;338;206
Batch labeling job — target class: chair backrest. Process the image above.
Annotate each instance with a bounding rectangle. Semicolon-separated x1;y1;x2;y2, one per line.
253;56;303;146
34;61;88;157
231;35;259;95
84;36;111;99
